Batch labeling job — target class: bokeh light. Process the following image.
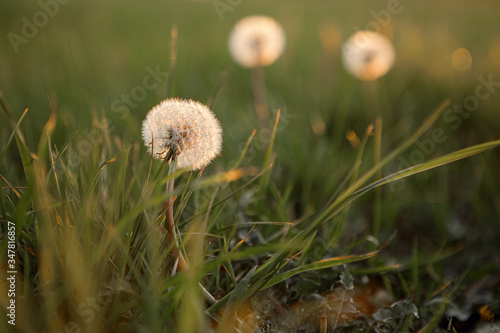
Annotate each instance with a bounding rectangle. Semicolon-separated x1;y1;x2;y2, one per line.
451;47;472;71
319;23;342;54
489;39;500;68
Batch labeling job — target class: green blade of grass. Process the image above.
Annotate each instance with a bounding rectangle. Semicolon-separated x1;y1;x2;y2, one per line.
228;225;255;255
351;123;374;183
299;231;317;266
312;139;500;227
262;232;394;290
259;109;280;190
373;116;383;240
181;164;273;226
233;129;257;169
87;153;120;196
0;108;29;165
113;145;132;220
4;107;34;182
352;139;500;198
207;64;232;109
165;25;178;99
222;265;257;315
312;99;451;230
416;275;466;333
174;170;198;221
55;126;81;159
412;239;420;305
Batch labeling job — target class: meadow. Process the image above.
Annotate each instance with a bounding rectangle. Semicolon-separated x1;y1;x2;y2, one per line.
1;0;500;332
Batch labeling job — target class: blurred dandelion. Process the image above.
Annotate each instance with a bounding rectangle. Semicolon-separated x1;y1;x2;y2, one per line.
341;30;395;81
342;31;395;116
228;15;285;68
228;15;285;128
142;98;222;171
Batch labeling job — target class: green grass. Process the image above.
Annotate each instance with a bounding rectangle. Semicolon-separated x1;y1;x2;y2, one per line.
1;1;500;332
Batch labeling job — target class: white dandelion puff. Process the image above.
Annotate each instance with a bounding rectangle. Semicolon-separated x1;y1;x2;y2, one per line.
142;98;222;170
342;30;395;81
228;15;286;68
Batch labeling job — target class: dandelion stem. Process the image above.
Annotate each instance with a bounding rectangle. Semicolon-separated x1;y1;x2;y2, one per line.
363;80;380;116
373;116;383;243
166;160;189;271
251;66;270;128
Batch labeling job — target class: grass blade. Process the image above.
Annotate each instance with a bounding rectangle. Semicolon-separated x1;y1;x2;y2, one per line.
165;25;178;98
262;233;395;289
311;99;452;230
352;139;500;198
207;64;233;109
0;108;29;165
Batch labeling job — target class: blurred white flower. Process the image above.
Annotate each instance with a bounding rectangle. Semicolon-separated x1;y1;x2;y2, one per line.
142;98;222;170
342;31;395;81
228;15;286;68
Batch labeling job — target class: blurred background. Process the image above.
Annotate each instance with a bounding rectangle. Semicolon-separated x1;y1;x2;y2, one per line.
2;0;500;140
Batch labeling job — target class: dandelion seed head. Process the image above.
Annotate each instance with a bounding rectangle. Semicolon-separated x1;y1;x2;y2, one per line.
228;15;286;68
342;31;395;81
142;98;222;170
